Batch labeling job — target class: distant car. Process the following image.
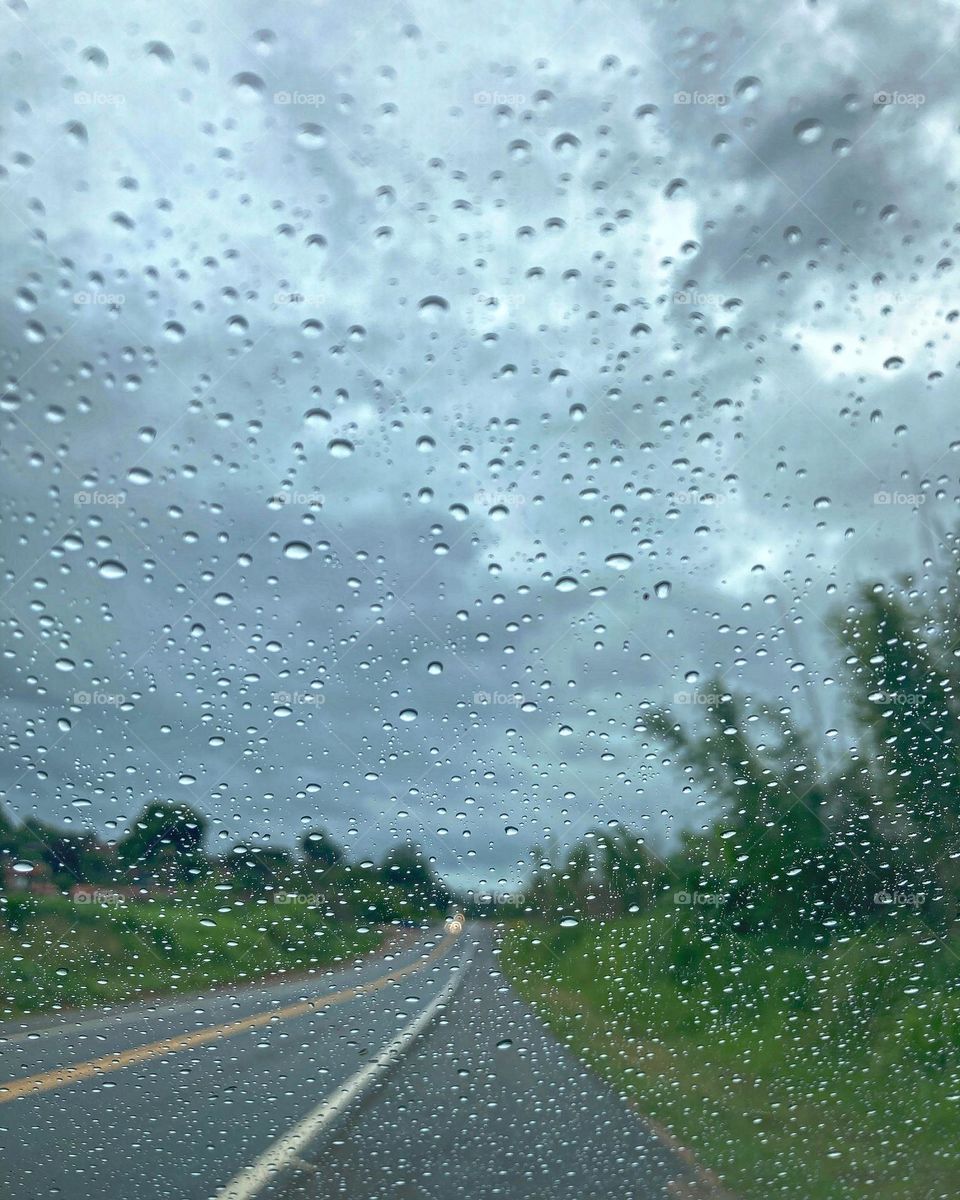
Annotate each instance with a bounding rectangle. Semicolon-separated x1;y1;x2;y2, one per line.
445;910;465;933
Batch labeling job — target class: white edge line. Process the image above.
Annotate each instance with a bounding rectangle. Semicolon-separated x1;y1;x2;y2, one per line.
214;945;472;1200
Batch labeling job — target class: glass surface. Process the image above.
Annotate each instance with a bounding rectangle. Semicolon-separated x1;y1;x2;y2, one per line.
1;4;957;1198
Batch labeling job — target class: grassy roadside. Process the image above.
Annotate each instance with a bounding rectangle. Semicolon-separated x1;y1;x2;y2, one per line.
0;894;384;1018
501;911;960;1200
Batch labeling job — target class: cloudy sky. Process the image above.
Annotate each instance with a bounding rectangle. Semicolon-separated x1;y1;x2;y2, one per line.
1;0;958;889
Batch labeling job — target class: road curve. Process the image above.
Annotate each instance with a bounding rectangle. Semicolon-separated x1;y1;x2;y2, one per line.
0;924;705;1199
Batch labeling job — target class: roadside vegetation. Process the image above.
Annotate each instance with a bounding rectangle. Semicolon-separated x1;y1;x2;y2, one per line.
0;893;384;1017
1;812;453;1018
503;914;959;1200
503;534;960;1199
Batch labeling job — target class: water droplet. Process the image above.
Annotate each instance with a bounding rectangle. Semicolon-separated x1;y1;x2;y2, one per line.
418;295;449;320
145;41;174;67
283;541;312;560
794;118;823;145
328;438;354;458
98;560;127;579
508;139;531;162
296;123;327;148
82;46;109;71
64;120;88;145
552;132;580;156
734;76;761;101
231;72;265;101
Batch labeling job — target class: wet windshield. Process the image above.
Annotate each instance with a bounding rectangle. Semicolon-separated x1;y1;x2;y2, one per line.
1;3;958;1199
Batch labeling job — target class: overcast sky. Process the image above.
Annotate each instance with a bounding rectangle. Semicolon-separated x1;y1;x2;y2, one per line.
1;0;958;889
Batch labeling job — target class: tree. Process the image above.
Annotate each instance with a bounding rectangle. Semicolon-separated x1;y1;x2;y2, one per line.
838;581;960;912
117;802;208;883
300;827;345;869
379;843;450;912
642;684;880;940
226;845;297;895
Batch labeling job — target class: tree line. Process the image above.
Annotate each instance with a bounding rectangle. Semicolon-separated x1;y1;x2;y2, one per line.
520;532;960;943
0;803;454;923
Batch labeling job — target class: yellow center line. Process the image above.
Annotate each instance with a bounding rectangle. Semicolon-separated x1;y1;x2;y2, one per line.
0;930;460;1105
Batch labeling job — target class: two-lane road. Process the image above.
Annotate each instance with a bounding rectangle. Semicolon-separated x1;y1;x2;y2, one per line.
0;926;709;1199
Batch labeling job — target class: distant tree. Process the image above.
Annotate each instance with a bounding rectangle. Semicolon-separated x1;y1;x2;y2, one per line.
837;581;960;912
226;844;297;895
0;802;13;844
379;843;450;911
596;827;667;914
41;830;115;885
642;685;881;940
117;802;208;883
301;827;345;869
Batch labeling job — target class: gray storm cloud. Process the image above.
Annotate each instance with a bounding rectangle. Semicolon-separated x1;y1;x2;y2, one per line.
1;0;957;888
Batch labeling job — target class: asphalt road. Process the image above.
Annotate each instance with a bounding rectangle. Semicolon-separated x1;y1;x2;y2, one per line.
0;925;707;1199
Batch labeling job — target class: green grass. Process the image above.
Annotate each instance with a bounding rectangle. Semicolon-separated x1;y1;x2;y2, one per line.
501;908;960;1200
0;894;384;1018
